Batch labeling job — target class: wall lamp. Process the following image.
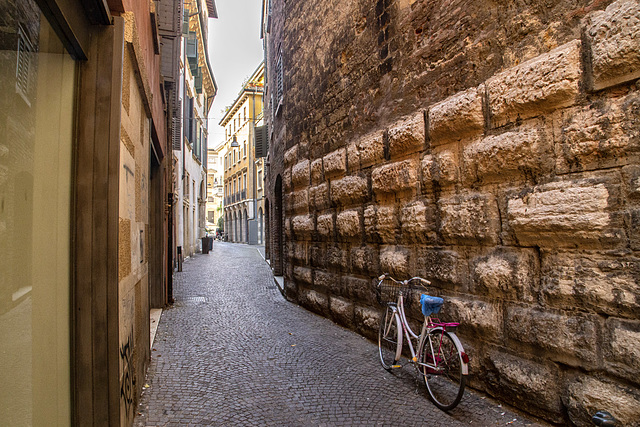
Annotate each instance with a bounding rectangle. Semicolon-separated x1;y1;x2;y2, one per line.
230;135;240;148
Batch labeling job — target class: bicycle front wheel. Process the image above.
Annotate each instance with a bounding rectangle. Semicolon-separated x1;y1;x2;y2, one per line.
421;329;466;411
378;304;401;370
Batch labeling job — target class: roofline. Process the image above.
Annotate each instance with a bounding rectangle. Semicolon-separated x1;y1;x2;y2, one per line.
219;62;265;126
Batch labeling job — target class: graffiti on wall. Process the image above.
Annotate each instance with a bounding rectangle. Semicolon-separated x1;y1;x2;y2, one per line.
120;329;134;420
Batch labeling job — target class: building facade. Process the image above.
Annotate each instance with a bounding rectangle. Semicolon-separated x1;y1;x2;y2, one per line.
0;0;182;425
221;62;266;245
206;143;225;234
173;0;217;259
262;0;640;425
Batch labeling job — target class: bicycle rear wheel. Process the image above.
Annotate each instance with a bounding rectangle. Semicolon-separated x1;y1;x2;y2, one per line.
421;329;466;411
378;304;401;370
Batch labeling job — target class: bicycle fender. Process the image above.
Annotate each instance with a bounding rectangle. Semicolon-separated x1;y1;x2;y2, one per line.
448;332;469;376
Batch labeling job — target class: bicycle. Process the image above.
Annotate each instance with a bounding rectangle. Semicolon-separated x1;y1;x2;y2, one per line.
376;274;470;411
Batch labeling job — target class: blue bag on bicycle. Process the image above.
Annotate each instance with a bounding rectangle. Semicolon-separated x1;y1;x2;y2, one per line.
420;294;444;317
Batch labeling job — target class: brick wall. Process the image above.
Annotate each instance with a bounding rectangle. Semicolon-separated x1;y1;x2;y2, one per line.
265;0;640;424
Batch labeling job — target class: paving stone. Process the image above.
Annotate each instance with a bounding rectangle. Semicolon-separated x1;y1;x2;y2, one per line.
134;243;548;426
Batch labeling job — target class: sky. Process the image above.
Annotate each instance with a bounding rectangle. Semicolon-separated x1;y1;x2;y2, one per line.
207;0;265;149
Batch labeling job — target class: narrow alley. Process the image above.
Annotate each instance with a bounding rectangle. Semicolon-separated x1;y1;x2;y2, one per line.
134;242;547;426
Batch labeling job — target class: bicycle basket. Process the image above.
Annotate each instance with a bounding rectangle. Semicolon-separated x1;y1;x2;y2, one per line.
376;278;414;305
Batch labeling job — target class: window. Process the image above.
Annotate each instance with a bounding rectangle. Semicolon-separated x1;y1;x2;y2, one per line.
243;106;247;121
243;142;247;158
243;172;247;190
257;170;263;189
275;48;283;108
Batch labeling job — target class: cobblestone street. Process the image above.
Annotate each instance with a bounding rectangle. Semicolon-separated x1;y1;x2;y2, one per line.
134;242;548;426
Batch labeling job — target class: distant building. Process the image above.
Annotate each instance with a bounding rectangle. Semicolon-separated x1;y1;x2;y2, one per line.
173;0;217;259
220;62;266;245
206;143;225;234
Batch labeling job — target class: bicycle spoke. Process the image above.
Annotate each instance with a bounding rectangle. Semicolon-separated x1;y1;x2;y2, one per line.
422;329;465;411
378;305;400;370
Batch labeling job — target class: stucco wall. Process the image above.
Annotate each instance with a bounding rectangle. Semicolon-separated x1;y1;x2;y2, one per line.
267;0;640;425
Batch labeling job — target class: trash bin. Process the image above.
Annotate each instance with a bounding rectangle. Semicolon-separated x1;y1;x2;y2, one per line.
202;236;212;254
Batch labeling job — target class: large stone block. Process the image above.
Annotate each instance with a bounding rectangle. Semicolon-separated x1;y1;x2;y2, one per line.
380;245;409;277
293;266;312;284
445;297;502;340
291;159;310;188
330;175;368;206
372;158;419;194
314;269;340;293
540;251;639;318
507;179;625;248
487;40;581;127
486;352;563;422
290;189;309;213
310;158;324;185
283;168;292;193
375;205;398;244
355;130;385;169
329;296;354;328
291;214;313;239
289;241;308;263
556;92;640;174
316;213;334;238
422;152;460;189
463;121;553;183
415;247;461;286
284;145;298;167
506;306;598;364
604;318;640;383
350;245;379;275
472;248;538;303
587;0;640;91
400;200;434;243
343;275;374;305
565;375;640;427
323;148;346;178
336;209;361;239
298;287;328;315
439;193;500;245
355;305;380;338
326;245;348;270
429;86;485;145
310;183;330;211
388;112;425;158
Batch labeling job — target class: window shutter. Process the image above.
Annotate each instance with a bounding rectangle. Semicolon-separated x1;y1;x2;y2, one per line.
254;124;268;158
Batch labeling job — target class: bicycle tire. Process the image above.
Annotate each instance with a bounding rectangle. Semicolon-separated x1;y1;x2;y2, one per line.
378;304;401;370
421;329;466;411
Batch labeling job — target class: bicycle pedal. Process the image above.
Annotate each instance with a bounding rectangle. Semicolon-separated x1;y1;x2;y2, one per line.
391;364;402;369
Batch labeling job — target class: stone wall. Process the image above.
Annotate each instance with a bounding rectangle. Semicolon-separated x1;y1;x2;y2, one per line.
266;0;640;424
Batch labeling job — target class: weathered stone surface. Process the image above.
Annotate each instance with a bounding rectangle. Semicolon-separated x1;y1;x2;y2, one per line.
487;40;581;127
388;112;425;158
355;130;385;169
290;189;309;213
314;269;340;294
565;375;640;427
445;297;502;340
463;122;553;183
291;214;313;238
429;86;485;145
372;158;419;194
330;175;368;206
415;248;461;286
310;158;324;185
380;245;409;277
506;306;598;364
329;296;354;328
439;193;500;245
604;318;640;382
293;266;312;284
289;242;308;263
282;167;292;193
400;200;429;243
343;275;374;305
323;148;346;178
541;251;639;318
354;305;379;338
310;183;330;211
587;0;640;90
556;92;640;174
350;245;379;275
284;145;298;167
291;159;310;187
374;205;398;243
284;217;291;238
507;180;625;248
486;352;563;422
336;209;361;239
326;245;347;270
316;213;334;238
364;204;376;241
298;287;328;315
472;248;538;303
